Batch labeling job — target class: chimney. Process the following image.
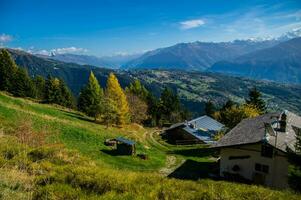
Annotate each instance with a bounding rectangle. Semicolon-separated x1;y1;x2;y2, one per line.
279;111;287;132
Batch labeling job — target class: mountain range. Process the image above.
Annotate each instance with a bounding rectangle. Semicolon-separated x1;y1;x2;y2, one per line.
36;52;141;69
5;48;301;115
122;39;280;71
35;28;301;84
209;37;301;84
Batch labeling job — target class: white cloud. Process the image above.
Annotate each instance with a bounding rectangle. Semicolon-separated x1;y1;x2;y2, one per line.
36;47;88;56
0;34;13;43
179;19;205;30
51;47;88;54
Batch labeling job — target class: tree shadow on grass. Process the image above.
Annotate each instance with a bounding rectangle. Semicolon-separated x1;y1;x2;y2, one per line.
60;110;96;123
168;159;219;180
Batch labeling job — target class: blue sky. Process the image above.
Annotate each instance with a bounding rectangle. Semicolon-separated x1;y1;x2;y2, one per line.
1;0;301;56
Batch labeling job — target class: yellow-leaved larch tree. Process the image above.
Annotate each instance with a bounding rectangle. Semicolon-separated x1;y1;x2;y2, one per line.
105;73;129;126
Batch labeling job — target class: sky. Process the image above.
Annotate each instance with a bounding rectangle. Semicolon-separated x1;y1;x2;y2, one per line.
1;0;301;56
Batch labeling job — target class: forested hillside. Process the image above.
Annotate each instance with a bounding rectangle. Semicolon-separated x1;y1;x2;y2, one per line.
6;48;301;115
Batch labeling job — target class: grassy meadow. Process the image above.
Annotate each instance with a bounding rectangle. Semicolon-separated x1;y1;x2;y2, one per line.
0;92;300;199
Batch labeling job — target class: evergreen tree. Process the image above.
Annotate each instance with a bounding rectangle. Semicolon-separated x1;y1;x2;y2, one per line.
126;79;149;100
246;87;266;114
205;100;216;117
11;67;36;98
106;73;129;126
158;87;183;125
0;49;17;92
146;93;160;126
59;79;75;108
78;71;104;120
44;76;62;105
160;88;180;116
221;100;235;111
33;75;46;100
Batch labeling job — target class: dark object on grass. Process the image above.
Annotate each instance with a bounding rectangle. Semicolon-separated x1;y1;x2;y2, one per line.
116;137;136;155
137;153;148;160
104;139;117;146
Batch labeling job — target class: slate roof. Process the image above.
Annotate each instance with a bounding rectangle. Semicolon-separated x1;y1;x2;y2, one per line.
188;116;224;131
116;137;135;145
214;111;301;152
167;115;225;143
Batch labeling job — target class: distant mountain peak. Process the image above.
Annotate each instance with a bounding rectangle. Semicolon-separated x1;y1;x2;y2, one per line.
278;27;301;41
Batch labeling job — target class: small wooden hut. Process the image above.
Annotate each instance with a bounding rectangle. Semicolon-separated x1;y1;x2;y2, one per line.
116;137;136;155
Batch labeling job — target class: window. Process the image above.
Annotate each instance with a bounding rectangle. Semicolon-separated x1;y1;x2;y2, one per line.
255;163;269;174
255;163;261;171
261;144;273;158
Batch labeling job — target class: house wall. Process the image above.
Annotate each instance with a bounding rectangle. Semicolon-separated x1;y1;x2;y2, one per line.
220;143;289;188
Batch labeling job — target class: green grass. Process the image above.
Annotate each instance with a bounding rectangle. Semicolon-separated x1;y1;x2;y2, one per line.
0;92;167;171
0;92;300;199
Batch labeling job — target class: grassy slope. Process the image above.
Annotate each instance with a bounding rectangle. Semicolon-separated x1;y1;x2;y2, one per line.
0;92;300;199
0;92;167;171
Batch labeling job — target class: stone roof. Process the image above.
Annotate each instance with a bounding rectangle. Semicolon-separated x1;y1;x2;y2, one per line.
166;115;225;143
214;111;301;152
116;137;135;145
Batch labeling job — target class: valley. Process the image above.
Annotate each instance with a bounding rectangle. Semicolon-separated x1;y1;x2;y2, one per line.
7;48;301;116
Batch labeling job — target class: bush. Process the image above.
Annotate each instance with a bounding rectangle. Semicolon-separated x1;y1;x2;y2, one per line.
27;148;55;162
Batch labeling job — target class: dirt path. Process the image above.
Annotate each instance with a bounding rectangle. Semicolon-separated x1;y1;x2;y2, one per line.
145;130;186;176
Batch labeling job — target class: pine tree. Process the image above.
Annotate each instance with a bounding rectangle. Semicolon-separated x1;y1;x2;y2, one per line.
11;67;36;98
246;87;266;114
146;93;160;126
44;76;62;105
78;71;104;120
33;75;46;100
126;79;149;100
59;79;75;108
160;87;180;119
205;100;216;117
221;100;235;111
106;73;129;126
0;49;17;92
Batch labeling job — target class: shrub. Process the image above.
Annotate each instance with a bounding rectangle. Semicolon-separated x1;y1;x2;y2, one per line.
27;148;55;162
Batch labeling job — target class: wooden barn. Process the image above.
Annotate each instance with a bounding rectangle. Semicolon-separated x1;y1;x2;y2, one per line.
116;137;136;155
165;115;224;145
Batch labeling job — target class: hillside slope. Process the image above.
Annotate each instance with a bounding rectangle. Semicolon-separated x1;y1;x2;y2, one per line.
6;49;301;115
0;92;300;199
209;37;301;84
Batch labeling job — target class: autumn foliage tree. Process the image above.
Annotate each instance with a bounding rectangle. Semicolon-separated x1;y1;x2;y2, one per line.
105;73;129;126
126;91;148;124
213;104;260;129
